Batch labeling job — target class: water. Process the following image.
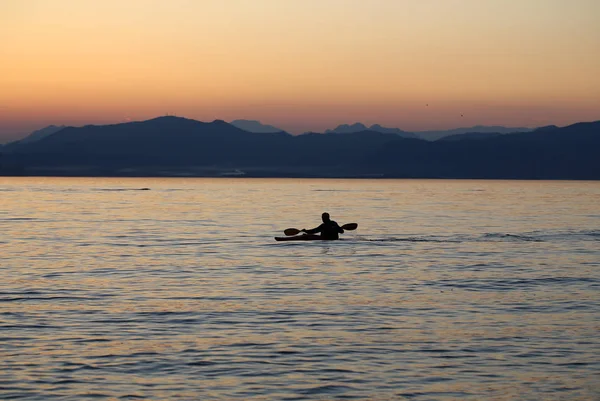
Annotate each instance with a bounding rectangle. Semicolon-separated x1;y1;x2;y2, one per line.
1;177;599;400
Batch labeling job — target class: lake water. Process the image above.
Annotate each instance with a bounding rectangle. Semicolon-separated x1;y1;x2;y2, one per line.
1;177;599;400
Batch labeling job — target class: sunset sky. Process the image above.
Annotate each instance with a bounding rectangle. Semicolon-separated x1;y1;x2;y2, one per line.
1;0;599;140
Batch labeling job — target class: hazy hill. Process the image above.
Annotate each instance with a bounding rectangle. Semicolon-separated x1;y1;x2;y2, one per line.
324;123;369;134
13;125;67;144
230;119;286;133
437;132;504;142
416;125;533;141
324;123;530;141
1;117;598;179
533;125;559;132
324;123;417;138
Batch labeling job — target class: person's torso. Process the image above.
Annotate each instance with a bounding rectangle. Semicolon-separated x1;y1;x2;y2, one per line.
320;220;340;239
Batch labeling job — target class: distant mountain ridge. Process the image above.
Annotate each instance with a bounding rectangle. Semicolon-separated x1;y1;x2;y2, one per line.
11;125;67;144
324;123;417;138
437;132;504;142
325;123;369;134
416;125;533;141
6;121;543;144
323;122;533;140
1;116;598;179
230;119;286;133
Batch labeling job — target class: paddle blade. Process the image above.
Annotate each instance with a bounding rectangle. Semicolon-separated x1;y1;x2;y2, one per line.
284;228;301;236
341;223;358;231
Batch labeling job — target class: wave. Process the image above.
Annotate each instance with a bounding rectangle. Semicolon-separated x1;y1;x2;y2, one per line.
94;188;151;191
353;229;599;243
433;276;598;292
482;233;542;242
361;236;462;243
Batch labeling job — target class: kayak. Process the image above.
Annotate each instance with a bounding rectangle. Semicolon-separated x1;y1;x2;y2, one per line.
275;234;336;242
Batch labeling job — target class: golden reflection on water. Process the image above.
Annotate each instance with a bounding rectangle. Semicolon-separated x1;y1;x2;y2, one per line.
1;178;599;400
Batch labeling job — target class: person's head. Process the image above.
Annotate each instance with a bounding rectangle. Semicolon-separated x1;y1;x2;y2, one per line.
322;212;330;222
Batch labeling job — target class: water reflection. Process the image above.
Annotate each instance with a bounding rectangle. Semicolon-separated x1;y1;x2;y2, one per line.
1;178;599;400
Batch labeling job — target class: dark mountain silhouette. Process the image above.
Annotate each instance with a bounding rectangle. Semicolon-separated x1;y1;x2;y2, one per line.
416;125;533;141
325;123;417;138
1;117;598;179
367;121;599;179
230;119;286;133
1;116;294;173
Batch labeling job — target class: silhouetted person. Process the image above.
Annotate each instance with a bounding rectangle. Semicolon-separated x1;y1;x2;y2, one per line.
302;212;344;240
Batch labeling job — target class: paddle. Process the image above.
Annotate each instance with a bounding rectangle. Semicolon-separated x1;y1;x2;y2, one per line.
284;223;358;236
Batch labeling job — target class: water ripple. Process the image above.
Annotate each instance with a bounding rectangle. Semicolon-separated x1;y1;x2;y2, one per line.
0;177;598;401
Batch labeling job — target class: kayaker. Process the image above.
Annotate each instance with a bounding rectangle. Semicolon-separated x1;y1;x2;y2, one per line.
301;212;344;240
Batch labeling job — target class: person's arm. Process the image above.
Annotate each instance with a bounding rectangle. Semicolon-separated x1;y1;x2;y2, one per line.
302;224;323;234
336;222;344;234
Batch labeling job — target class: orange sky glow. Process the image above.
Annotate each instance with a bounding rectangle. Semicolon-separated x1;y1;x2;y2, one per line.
1;0;599;140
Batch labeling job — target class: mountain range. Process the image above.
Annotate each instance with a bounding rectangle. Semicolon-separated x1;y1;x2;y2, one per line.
1;116;598;179
227;120;532;141
2;120;536;144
